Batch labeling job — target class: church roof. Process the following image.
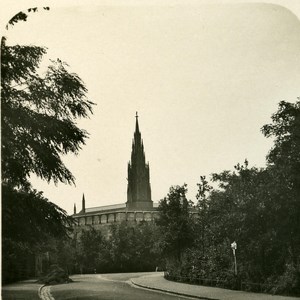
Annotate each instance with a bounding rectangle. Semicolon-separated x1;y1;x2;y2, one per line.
86;203;126;213
73;202;160;217
73;203;126;216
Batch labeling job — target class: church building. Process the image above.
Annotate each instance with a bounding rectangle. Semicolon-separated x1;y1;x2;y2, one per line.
72;113;159;230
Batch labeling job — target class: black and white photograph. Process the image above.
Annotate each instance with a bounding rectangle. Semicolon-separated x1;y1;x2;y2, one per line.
1;0;300;299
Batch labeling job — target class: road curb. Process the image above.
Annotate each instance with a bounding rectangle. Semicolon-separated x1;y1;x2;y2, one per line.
38;285;55;300
130;279;220;300
38;284;45;299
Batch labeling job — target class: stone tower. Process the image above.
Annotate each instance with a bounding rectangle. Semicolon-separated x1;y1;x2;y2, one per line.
126;112;153;210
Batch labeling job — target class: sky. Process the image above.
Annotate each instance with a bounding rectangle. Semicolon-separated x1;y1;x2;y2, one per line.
2;1;300;214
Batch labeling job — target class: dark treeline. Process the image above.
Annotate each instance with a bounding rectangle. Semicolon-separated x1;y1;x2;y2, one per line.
49;222;163;275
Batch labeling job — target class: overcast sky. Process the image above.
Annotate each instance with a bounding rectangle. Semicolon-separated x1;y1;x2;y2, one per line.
3;1;300;214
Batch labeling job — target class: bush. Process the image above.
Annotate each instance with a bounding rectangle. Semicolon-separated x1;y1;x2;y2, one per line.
38;264;72;285
271;263;300;296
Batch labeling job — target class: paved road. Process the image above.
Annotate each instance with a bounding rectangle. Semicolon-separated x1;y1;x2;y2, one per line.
132;273;300;300
2;280;42;300
51;272;191;300
4;273;298;300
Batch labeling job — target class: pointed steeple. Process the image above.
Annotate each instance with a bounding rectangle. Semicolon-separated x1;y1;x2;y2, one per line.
135;111;140;133
74;203;77;214
82;193;86;213
127;112;152;210
133;111;141;147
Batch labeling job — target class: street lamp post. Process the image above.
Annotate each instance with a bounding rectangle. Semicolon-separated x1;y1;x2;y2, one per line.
231;241;237;276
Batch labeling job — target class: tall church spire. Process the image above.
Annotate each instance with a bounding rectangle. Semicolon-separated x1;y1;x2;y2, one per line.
127;112;152;210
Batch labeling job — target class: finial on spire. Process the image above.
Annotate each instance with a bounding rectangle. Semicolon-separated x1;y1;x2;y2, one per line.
135;111;140;133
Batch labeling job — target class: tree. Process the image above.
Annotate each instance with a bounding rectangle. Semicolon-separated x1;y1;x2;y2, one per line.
2;185;72;245
208;162;278;281
5;7;50;29
1;13;94;281
261;100;300;289
156;184;195;262
1;38;94;188
196;176;212;256
2;184;74;282
76;228;110;274
132;222;162;271
108;221;161;272
262;100;300;174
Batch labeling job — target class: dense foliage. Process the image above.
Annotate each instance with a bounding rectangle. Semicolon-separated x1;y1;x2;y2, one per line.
1;16;94;282
161;100;300;296
1;38;94;188
64;222;162;274
2;185;73;282
156;184;196;262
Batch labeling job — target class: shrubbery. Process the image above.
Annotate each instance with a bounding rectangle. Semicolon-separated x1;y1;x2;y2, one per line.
38;265;72;285
72;222;163;274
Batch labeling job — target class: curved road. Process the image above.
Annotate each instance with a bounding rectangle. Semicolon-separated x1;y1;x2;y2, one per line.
49;272;190;300
4;273;297;300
